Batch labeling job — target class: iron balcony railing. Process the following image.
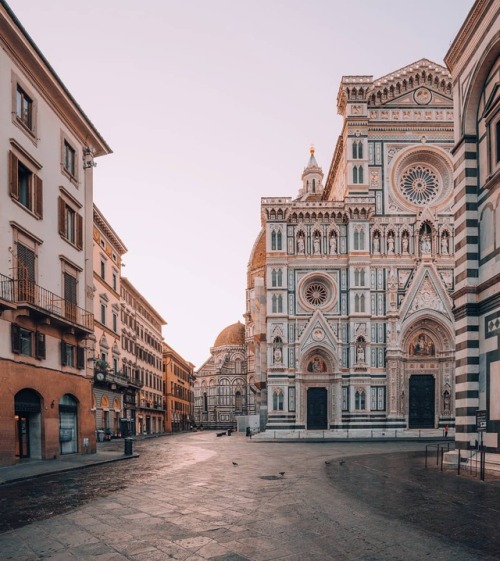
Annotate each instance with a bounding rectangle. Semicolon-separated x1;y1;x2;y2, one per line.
0;274;93;331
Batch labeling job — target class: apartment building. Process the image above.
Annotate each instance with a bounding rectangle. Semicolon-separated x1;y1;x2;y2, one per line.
0;1;111;465
163;343;195;432
121;278;166;435
91;206;128;439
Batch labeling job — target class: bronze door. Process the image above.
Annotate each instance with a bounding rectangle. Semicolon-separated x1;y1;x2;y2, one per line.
409;375;435;428
307;388;328;430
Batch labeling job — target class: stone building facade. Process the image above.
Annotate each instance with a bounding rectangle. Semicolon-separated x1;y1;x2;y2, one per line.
0;1;110;465
163;343;195;432
445;0;500;456
91;206;128;439
194;322;256;429
247;60;457;431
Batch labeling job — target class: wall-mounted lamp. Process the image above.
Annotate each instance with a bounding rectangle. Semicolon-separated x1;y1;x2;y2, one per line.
50;400;55;409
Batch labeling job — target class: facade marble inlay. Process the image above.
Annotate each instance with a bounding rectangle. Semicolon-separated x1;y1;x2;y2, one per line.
247;60;457;431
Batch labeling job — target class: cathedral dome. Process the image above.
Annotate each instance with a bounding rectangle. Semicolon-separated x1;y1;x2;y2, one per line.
214;322;245;348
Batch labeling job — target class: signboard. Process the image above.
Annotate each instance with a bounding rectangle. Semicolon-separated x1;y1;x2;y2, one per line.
476;410;487;432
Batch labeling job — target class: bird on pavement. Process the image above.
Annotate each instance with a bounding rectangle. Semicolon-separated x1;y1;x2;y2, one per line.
339;460;345;465
232;461;238;466
279;472;285;477
325;461;331;465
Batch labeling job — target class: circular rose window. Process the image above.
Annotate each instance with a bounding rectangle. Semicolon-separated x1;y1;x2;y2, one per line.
305;281;328;307
399;165;439;205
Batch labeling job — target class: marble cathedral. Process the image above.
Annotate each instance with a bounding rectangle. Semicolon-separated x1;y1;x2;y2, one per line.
246;59;457;431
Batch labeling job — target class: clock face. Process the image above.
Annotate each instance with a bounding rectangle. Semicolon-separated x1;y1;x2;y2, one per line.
96;372;105;381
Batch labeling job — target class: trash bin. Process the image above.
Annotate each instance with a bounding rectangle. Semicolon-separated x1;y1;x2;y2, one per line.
227;428;232;436
246;427;251;437
124;437;133;456
97;430;105;442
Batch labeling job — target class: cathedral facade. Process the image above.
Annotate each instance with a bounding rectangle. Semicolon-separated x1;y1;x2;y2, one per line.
247;60;457;431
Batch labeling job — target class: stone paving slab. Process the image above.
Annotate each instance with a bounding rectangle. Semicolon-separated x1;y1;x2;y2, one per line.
0;432;498;561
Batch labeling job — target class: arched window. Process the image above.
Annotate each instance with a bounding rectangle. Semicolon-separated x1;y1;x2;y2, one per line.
272;294;277;313
355;294;360;312
203;392;208;412
271;269;277;287
235;391;242;413
277;295;283;313
271;230;277;250
235;359;242;374
354;230;359;250
312;178;316;193
273;390;284;411
358;142;363;159
354;269;360;286
353;166;358;184
277;269;283;286
355;390;366;410
278;391;284;410
276;230;282;250
360;294;365;312
359;165;364;183
360;269;365;286
352;141;358;159
359;228;365;249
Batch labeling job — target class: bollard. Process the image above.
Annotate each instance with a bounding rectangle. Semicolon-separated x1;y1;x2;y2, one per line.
124;437;133;456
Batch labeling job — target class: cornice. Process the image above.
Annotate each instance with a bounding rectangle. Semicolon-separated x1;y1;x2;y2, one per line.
0;1;111;156
93;205;128;255
445;0;496;71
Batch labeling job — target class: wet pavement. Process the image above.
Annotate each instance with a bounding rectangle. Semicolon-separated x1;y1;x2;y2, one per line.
0;432;498;561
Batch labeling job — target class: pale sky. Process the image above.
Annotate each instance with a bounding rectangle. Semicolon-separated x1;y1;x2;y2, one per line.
6;0;473;368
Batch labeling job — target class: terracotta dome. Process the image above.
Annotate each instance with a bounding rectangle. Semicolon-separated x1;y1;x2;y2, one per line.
214;322;245;348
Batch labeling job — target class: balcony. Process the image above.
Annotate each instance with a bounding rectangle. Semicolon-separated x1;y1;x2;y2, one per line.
1;275;93;333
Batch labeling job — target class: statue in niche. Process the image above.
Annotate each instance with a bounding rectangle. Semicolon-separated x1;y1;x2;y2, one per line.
443;390;451;414
441;235;449;255
401;234;409;254
421;234;432;253
356;343;365;363
313;234;321;255
273;347;282;364
409;333;435;356
372;233;380;253
329;234;337;255
297;234;305;255
387;233;395;255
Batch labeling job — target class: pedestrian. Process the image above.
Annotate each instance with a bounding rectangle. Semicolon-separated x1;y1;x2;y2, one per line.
444;425;449;438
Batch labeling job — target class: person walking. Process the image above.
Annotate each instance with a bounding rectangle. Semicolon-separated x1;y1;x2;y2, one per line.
444;425;449;438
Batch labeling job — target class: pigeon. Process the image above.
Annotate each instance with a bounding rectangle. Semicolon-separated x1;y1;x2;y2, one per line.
325;461;331;465
232;462;238;466
279;472;285;477
339;460;345;466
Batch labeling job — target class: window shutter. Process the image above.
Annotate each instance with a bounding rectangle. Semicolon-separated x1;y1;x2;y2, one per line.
35;332;46;359
77;346;85;370
9;151;19;199
11;324;21;353
61;341;67;366
76;213;83;250
34;175;43;219
58;197;65;236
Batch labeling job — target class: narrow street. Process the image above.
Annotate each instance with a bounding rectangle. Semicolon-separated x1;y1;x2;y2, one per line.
0;432;499;560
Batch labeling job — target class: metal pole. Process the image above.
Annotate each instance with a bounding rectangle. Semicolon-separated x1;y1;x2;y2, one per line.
425;445;428;469
458;449;461;475
440;447;444;472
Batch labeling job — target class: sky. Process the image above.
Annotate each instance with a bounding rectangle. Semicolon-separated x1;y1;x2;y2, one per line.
6;0;474;368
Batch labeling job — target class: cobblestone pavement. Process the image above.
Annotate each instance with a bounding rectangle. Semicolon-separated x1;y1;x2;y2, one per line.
0;432;498;561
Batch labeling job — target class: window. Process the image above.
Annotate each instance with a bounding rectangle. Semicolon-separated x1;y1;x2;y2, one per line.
271;230;276;250
353;166;358;184
277;269;283;286
342;387;348;411
64;141;76;177
100;303;106;325
358;165;364;183
112;313;118;333
58;197;83;248
9;151;43;218
16;85;33;130
113;357;118;373
11;325;45;359
371;387;386;411
272;269;277;287
61;341;75;367
272;389;284;411
355;389;366;410
112;273;117;291
100;260;105;280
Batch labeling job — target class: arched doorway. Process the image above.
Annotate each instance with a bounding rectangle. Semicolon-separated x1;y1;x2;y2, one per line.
14;389;42;459
59;394;78;454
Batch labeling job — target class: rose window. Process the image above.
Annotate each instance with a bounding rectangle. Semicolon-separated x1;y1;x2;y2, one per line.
399;165;439;205
305;282;328;306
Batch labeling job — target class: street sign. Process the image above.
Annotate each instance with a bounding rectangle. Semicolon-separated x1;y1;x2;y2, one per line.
476;410;487;432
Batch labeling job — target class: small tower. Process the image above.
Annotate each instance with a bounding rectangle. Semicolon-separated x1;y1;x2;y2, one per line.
298;147;324;200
